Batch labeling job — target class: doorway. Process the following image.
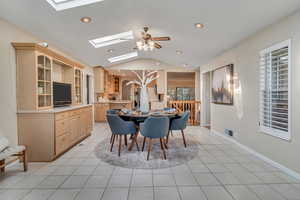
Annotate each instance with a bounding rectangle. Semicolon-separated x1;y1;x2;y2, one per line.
201;71;211;129
86;74;91;104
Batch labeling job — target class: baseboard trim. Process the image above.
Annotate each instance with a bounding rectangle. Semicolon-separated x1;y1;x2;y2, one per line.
211;129;300;181
200;123;211;127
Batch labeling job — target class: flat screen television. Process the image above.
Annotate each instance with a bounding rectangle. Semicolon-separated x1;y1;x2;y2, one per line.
53;82;72;107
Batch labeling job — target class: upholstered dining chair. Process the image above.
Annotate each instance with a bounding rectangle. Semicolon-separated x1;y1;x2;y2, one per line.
167;111;190;148
140;116;169;160
107;114;138;156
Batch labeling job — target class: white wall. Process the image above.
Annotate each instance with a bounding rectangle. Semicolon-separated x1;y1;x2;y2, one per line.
200;11;300;173
0;18;93;145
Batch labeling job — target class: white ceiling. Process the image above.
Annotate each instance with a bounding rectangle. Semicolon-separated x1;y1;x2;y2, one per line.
0;0;299;68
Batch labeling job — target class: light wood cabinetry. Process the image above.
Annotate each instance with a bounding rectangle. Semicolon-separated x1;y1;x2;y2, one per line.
74;68;83;104
94;67;106;93
95;103;109;122
157;70;166;94
13;43;84;110
94;102;132;122
18;105;93;162
13;43;92;162
94;67;120;94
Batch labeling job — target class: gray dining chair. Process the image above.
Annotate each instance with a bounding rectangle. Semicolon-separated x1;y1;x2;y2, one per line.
140;116;169;160
107;114;138;156
167;111;190;148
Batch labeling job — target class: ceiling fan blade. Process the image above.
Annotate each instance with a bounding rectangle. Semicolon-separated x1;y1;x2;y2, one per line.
154;43;162;49
152;37;170;41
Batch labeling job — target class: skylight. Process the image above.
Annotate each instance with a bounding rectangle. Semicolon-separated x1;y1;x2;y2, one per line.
108;52;138;63
89;31;134;48
46;0;104;11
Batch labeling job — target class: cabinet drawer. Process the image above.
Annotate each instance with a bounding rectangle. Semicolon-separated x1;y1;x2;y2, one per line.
55;120;69;137
56;112;69;121
70;110;81;117
56;133;69;155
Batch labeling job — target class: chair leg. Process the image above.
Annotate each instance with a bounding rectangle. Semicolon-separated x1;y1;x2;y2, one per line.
166;130;170;144
142;137;146;152
110;134;115;152
147;138;152;161
171;130;173;136
124;135;127;146
135;139;140;151
22;150;28;172
159;138;167;160
163;138;168;149
118;135;122;157
110;134;113;144
181;129;187;148
0;160;5;173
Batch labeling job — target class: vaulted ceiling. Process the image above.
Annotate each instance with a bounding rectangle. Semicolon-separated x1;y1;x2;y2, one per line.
0;0;299;68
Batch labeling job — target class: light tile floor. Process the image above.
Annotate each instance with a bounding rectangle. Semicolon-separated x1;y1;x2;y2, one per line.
0;123;300;200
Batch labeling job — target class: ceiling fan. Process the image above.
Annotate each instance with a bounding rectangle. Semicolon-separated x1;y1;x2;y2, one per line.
135;27;171;51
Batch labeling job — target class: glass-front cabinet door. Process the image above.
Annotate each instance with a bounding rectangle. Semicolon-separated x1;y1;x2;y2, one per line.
74;68;82;104
37;55;52;108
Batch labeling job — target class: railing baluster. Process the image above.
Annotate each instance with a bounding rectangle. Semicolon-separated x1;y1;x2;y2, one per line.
168;100;201;126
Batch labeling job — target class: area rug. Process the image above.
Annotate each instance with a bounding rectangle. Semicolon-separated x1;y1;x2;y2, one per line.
94;134;201;169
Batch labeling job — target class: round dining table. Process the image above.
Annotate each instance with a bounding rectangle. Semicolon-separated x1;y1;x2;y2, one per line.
118;111;179;151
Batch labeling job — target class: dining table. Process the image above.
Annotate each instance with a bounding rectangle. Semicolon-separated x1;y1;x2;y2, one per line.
118;111;179;151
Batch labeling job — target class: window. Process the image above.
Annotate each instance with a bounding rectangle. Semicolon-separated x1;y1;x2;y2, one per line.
259;39;291;140
176;88;195;100
167;87;195;101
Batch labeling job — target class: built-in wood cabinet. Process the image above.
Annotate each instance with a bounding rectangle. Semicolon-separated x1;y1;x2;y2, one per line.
13;43;85;110
18;105;93;162
94;67;106;93
74;68;83;104
94;102;132;122
94;67;120;95
37;55;52;108
95;103;109;122
13;43;92;162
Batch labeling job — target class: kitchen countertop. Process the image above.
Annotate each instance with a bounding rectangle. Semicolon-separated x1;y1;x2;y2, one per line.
18;104;92;114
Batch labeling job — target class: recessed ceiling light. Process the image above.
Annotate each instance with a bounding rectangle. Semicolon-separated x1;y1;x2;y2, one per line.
108;52;138;63
46;0;104;11
195;23;204;28
89;31;134;48
80;17;92;23
107;49;114;53
176;50;183;55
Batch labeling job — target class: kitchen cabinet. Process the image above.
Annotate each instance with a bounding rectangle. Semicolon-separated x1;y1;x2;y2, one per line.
94;67;106;93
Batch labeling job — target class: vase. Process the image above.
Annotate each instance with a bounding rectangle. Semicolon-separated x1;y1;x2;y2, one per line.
140;86;149;113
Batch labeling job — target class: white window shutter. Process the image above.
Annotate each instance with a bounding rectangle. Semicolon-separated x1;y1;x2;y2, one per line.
259;40;291;140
